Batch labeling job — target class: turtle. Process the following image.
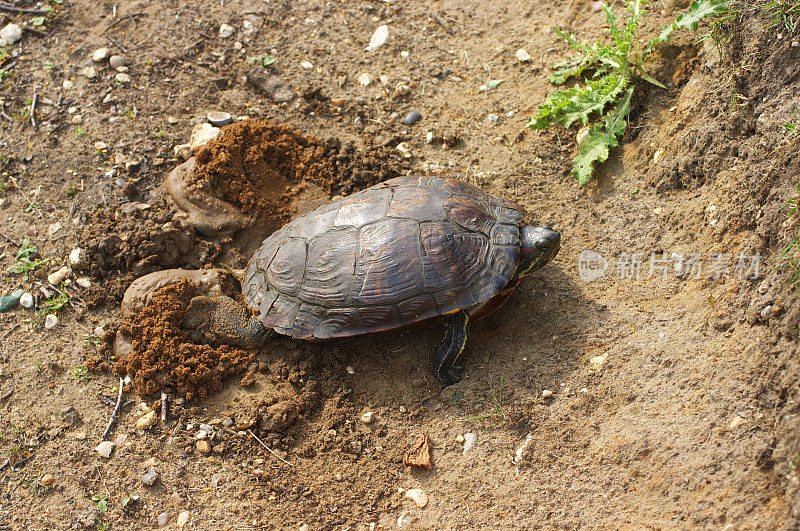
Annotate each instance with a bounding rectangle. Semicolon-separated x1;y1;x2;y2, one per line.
183;175;560;385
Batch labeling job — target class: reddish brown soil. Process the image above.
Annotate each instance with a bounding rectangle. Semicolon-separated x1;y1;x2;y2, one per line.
192;119;407;224
100;279;253;401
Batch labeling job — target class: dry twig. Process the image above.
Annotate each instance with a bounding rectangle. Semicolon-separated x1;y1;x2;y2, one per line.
247;429;291;466
0;2;47;15
103;13;145;33
101;377;124;440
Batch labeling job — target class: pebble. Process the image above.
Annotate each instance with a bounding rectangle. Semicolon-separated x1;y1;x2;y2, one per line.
542;389;554;399
93;141;108;151
219;23;235;38
300;60;313;70
346;366;356;375
462;432;478;454
207;111;232;127
196;440;212;454
0;290;23;312
199;423;214;434
247;73;297;103
402;110;422;125
357;72;372;86
71;115;83;125
92;47;111;62
792;41;799;48
69;248;87;268
19;292;34;309
487;114;499;123
114;73;132;84
157;512;170;527
395;83;410;95
366;24;389;52
515;48;532;62
95;441;115;458
45;313;61;329
0;24;22;46
189;122;221;150
48;266;71;286
360;412;375;424
760;304;774;321
109;55;128;69
728;416;745;430
62;80;75;89
589;352;608;369
405;488;428;508
81;66;97;79
40;473;55;486
135;410;157;431
141;468;159;486
396;142;412;158
177;511;190;528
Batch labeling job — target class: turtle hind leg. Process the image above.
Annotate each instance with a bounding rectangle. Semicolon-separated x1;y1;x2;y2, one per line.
183;295;273;349
432;311;471;386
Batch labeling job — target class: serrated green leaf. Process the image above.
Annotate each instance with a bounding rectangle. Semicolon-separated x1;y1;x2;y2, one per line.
571;88;633;185
648;0;729;53
548;55;594;84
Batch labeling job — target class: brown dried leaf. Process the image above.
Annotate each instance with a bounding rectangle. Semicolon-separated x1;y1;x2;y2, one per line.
403;432;432;469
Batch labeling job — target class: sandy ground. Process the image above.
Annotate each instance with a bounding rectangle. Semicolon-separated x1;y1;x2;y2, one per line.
0;0;799;529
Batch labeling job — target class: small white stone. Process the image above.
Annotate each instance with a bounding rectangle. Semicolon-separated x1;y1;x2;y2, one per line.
300;60;313;70
76;277;92;289
542;389;554;399
115;73;132;84
379;74;390;86
515;48;532;62
219;23;235;39
728;416;745;430
92;47;111;62
48;221;63;235
357;72;372;86
405;488;428;508
589;352;608;369
177;511;190;528
366;24;389;52
0;24;22;46
207;111;232;127
48;266;71;286
400;50;410;59
396;142;411;159
135;410;157;431
81;66;97;79
96;440;115;458
109;55;128;69
93;141;108;151
69;248;87;268
62;80;75;89
426;131;434;143
462;432;478;454
71;115;83;125
189;122;221;150
44;314;58;330
346;366;355;375
360;412;375;424
19;292;34;309
792;41;799;48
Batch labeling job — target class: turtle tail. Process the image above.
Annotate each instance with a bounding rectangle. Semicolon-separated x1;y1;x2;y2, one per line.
184;295;273;349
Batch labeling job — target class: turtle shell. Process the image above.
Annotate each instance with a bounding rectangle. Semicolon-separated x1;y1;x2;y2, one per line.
242;175;526;339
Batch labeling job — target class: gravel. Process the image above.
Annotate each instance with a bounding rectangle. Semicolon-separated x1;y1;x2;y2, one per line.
402;110;421;125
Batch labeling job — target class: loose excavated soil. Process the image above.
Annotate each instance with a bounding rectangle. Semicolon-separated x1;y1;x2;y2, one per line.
191;119;407;227
95;279;253;401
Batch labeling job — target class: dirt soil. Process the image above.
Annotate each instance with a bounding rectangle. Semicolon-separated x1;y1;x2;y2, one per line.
1;0;799;529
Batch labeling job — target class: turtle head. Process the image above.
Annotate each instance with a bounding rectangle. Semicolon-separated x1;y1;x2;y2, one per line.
514;225;561;279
